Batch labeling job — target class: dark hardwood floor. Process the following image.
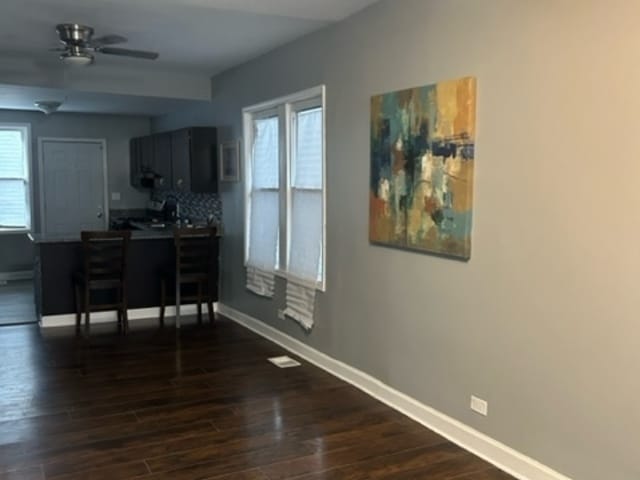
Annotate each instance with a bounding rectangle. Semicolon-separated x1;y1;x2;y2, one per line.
0;318;514;480
0;281;36;326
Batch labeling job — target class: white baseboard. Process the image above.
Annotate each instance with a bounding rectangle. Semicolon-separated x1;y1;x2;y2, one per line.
217;303;572;480
0;270;33;282
40;304;201;328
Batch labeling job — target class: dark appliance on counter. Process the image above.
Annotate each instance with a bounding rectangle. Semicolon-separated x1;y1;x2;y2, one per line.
139;171;165;189
163;195;180;222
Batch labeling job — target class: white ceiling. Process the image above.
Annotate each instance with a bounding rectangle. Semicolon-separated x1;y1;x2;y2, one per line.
0;0;379;75
0;0;379;115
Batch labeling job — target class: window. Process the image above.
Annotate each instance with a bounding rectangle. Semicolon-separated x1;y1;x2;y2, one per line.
244;86;326;290
0;124;31;231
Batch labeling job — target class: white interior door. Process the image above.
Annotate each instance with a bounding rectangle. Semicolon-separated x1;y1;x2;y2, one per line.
41;139;107;235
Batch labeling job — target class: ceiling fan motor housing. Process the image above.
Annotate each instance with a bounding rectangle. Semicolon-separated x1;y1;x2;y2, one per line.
56;24;94;47
56;24;95;65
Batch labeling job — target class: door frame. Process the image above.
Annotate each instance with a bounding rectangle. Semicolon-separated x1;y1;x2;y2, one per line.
37;137;109;234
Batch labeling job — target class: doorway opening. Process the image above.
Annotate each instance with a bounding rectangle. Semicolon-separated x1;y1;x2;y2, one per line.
0;278;36;326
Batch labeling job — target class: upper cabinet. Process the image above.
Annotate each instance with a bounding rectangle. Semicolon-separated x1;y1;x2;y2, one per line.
129;135;154;188
170;128;191;191
190;127;219;193
153;133;172;190
130;127;218;193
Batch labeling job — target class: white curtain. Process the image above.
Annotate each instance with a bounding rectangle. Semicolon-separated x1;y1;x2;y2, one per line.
246;116;279;297
289;190;322;281
284;108;323;326
283;281;316;331
288;108;323;283
247;190;279;271
246;266;275;297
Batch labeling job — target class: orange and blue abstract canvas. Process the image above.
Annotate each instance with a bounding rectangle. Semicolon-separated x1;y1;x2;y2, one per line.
369;77;477;259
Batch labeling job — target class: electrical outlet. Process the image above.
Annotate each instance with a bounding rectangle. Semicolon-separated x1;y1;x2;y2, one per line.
470;395;488;416
111;192;121;201
277;309;286;320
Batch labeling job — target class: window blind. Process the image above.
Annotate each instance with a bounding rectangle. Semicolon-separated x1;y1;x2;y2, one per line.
247;116;280;272
288;107;323;284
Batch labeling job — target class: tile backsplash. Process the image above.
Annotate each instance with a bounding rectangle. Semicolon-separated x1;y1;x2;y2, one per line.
152;190;222;225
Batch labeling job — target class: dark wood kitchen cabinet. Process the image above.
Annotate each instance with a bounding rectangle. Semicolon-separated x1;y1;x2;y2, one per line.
170;128;190;191
153;132;172;190
129;135;154;188
129;139;139;188
130;127;217;193
170;127;218;193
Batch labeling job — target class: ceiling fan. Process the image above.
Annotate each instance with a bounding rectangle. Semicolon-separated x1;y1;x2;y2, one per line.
50;23;159;66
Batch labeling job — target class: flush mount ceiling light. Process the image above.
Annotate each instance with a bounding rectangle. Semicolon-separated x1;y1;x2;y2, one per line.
59;47;94;67
34;101;62;115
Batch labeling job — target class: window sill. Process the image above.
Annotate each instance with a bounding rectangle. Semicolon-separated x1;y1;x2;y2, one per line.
0;228;30;235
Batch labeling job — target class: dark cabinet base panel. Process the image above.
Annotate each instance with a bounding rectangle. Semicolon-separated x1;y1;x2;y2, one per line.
35;236;219;317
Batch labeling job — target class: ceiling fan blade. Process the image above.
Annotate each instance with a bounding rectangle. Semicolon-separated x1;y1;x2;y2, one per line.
98;47;158;60
91;34;127;47
48;47;68;52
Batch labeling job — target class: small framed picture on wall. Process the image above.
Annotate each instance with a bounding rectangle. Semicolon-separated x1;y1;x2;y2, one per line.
219;140;241;182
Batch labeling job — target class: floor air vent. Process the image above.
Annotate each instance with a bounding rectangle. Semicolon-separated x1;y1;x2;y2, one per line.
268;356;301;368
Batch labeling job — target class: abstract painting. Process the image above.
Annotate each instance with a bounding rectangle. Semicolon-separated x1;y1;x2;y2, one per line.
369;77;477;259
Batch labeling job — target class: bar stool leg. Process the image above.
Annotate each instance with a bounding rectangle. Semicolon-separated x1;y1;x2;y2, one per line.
122;306;129;333
84;286;91;335
175;276;181;329
207;298;214;324
159;279;166;327
197;282;203;324
207;281;215;325
74;283;82;333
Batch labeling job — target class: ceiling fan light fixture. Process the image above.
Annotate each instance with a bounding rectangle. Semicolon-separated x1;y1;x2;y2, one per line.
60;51;94;67
34;101;63;115
52;23;158;65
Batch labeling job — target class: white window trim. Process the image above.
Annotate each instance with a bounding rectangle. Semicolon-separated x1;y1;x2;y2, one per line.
243;85;327;291
0;123;33;234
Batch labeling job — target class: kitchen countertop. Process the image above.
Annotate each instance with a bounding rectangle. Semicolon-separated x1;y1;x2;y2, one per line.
29;224;222;244
29;229;175;244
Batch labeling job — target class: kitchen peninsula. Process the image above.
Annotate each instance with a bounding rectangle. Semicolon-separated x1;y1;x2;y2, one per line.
30;227;219;324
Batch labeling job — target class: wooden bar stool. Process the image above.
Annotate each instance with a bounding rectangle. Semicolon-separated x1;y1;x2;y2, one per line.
160;227;217;328
74;231;131;335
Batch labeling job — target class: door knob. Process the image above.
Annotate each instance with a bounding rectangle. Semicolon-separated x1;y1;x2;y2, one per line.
97;212;104;218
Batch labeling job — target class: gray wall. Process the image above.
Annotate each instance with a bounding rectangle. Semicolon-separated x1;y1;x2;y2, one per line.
0;110;151;272
0;234;35;273
153;1;640;479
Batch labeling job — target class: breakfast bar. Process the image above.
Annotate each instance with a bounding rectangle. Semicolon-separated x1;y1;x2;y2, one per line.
30;230;220;321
